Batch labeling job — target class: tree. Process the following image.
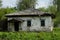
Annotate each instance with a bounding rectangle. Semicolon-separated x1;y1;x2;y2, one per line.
53;0;60;12
38;5;57;14
47;5;57;14
0;7;16;20
17;0;37;10
53;0;60;26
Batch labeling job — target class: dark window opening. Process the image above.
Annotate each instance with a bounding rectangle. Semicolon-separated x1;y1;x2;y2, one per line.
41;19;45;26
27;20;31;27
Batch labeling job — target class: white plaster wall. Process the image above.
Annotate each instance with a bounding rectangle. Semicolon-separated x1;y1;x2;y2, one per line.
8;16;53;31
40;17;53;31
19;17;53;31
20;17;40;31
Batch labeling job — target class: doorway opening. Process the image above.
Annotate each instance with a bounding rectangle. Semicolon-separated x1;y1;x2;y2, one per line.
14;22;19;31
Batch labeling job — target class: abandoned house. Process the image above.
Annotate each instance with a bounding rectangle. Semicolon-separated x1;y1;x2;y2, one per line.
5;8;55;32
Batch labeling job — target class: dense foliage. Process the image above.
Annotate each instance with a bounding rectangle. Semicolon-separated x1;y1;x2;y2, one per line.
0;28;59;40
53;0;60;26
0;7;16;20
53;0;60;11
39;5;57;14
17;0;37;10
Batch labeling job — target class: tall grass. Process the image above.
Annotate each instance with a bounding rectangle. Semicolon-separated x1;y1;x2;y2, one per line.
0;28;60;40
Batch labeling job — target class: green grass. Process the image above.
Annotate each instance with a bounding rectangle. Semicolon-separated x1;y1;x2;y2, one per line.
0;28;60;40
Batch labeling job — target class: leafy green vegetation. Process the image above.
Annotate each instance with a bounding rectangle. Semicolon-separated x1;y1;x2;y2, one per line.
0;28;59;40
38;5;57;14
53;0;60;26
0;7;17;20
17;0;37;10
